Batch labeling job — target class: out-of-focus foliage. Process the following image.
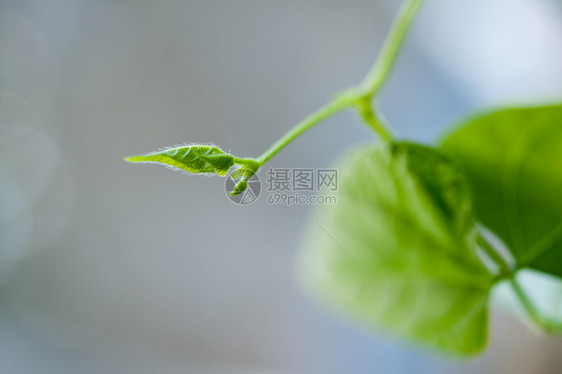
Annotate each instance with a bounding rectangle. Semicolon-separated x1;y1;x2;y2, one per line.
441;105;562;333
301;105;562;355
300;143;493;355
441;105;562;278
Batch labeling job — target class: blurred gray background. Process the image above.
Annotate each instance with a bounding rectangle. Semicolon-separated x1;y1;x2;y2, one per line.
1;0;562;373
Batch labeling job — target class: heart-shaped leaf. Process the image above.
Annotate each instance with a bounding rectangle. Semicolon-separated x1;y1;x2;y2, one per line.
299;142;493;355
440;105;562;278
125;144;235;176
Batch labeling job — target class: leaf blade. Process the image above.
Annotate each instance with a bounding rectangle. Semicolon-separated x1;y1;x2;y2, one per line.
299;143;493;355
125;145;235;176
440;105;562;278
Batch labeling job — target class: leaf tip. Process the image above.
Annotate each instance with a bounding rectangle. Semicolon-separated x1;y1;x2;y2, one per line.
230;180;248;196
124;155;143;163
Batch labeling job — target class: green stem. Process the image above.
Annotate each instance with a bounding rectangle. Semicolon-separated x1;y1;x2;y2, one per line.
509;277;550;330
256;94;358;164
358;0;424;97
478;234;560;333
358;98;393;142
233;157;261;171
255;0;423;165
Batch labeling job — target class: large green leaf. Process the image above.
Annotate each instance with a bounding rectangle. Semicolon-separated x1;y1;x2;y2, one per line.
440;105;562;278
299;142;493;355
125;144;235;176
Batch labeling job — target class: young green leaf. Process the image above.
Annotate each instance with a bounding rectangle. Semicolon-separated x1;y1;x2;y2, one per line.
440;105;562;279
125;144;236;176
229;168;256;196
299;142;493;355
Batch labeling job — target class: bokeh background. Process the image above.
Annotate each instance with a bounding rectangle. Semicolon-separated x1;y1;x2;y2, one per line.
1;0;562;373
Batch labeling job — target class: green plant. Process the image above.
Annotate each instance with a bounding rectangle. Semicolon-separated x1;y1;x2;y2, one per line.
126;0;562;356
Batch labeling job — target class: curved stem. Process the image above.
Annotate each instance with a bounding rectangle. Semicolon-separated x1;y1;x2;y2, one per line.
358;98;393;142
478;234;560;333
255;0;424;165
509;277;549;330
359;0;424;97
256;94;358;164
233;157;261;171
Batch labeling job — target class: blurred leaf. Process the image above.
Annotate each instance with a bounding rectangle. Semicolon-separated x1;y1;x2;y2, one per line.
125;144;235;176
440;105;562;278
299;143;493;355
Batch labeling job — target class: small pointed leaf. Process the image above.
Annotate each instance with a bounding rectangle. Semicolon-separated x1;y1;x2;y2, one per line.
125;145;235;176
229;168;257;196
